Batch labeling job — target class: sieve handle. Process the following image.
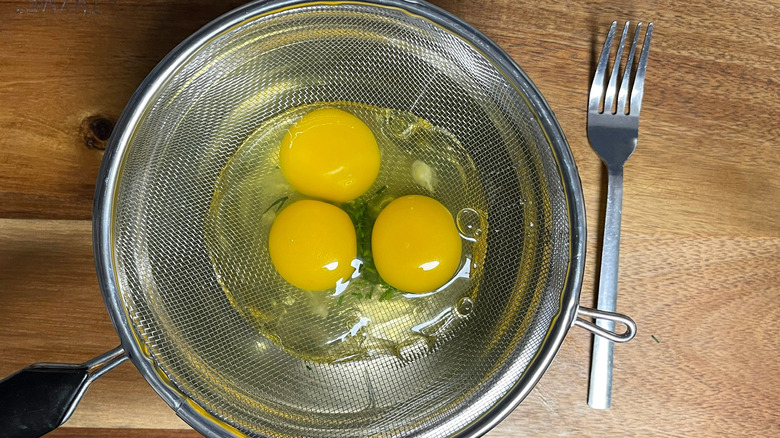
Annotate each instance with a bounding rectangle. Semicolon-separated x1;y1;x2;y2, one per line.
0;346;127;438
574;306;636;343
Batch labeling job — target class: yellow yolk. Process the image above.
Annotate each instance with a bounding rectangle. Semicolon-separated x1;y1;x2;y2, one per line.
269;200;356;291
280;107;381;203
371;195;462;293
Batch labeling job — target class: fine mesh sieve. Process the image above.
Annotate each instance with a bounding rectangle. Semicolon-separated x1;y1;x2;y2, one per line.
107;1;576;437
0;1;637;438
106;2;575;436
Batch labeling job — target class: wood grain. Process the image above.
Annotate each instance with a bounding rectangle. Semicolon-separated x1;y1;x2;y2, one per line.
1;0;779;437
0;0;247;219
48;429;201;437
0;220;189;430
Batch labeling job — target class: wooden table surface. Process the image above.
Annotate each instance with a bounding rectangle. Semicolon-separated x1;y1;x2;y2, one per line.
1;0;779;436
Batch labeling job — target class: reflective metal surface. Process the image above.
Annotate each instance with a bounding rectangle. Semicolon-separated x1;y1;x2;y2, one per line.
92;1;597;436
587;20;653;410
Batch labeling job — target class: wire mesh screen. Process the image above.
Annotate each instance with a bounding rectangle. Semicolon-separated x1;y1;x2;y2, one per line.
111;2;571;437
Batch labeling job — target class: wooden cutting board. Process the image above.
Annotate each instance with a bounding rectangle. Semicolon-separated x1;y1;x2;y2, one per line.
1;0;778;436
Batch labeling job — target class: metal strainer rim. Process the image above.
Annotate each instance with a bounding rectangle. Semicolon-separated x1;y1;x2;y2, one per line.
92;0;586;436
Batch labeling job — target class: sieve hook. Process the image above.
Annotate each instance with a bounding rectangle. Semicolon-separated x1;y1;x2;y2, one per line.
574;306;636;342
0;346;128;438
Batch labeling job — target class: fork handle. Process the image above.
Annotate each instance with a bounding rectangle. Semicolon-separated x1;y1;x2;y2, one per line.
588;165;624;409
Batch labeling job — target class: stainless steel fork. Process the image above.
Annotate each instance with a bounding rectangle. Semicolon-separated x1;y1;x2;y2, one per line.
587;21;653;409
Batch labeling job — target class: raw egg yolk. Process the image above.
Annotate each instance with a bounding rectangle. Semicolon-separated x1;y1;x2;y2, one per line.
269;200;356;291
371;195;462;293
280;108;380;203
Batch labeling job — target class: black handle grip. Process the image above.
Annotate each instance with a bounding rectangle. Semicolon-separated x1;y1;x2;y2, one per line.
0;364;89;438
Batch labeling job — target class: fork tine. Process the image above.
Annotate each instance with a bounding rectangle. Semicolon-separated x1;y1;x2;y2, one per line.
617;23;642;114
630;22;653;115
589;21;617;112
603;22;629;114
